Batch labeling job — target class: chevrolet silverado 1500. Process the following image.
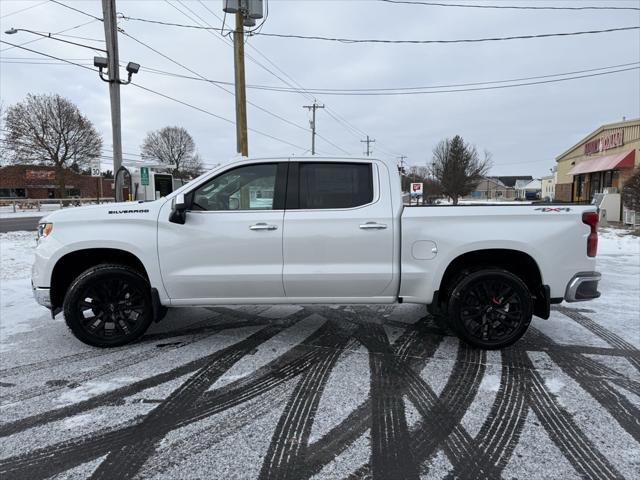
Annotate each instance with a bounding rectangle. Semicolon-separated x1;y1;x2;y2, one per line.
32;157;601;349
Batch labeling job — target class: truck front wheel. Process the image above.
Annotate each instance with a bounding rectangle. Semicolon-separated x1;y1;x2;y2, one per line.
63;264;154;348
447;268;532;349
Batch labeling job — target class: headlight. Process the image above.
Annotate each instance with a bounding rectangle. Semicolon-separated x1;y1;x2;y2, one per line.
37;223;53;240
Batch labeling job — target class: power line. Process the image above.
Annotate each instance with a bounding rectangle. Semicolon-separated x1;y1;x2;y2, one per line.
119;26;318;150
380;0;640;11
49;56;634;97
243;62;640;94
160;0;349;155
0;40;310;153
129;83;308;151
252;25;640;45
5;46;636;98
194;1;366;154
117;15;639;44
0;40;96;71
0;0;49;19
119;4;395;155
49;0;102;21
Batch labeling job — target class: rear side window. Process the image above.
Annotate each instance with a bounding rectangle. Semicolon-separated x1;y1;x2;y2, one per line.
298;162;373;209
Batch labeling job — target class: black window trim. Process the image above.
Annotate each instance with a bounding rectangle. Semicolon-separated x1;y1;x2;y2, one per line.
186;161;289;212
285;160;377;211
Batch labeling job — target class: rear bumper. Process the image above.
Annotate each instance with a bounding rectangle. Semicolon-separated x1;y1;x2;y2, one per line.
564;271;601;302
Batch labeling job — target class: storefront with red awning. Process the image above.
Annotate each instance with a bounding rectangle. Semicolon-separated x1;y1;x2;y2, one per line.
555;119;640;214
568;149;635;203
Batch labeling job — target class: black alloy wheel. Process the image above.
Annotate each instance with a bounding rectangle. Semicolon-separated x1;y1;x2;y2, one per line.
63;264;153;347
447;268;533;349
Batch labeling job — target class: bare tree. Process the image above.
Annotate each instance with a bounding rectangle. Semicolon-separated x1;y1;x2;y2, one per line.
4;93;102;197
181;152;205;179
622;168;640;213
140;126;202;179
429;135;492;205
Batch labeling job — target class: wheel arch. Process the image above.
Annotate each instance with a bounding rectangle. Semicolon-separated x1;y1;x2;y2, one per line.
50;248;149;311
434;248;549;319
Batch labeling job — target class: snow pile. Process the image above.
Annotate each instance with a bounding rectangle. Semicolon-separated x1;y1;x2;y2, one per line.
598;227;640;256
0;231;36;280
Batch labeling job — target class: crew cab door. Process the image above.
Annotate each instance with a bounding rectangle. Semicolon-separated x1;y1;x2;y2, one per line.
282;161;395;299
157;161;288;302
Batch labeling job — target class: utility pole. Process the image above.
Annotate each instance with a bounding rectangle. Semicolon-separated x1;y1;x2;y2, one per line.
303;101;324;155
398;155;407;171
101;0;124;201
223;1;265;157
361;135;375;156
233;11;248;157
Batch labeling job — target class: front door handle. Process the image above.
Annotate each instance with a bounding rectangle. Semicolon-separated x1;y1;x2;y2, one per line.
359;222;387;230
250;222;278;231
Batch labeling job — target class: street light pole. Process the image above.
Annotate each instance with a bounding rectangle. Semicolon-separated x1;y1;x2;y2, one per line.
6;23;139;202
4;28;107;53
101;0;124;201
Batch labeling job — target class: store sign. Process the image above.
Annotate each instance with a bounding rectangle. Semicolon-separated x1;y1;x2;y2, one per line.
410;182;423;196
584;129;624;155
25;170;55;181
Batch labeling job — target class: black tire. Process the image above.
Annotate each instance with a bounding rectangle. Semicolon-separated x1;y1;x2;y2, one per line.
447;268;532;349
63;264;153;348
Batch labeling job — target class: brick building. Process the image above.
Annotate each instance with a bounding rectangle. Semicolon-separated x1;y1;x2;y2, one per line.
555;118;640;204
0;165;113;199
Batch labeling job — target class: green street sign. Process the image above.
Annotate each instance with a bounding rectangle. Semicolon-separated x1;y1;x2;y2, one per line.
141;167;149;186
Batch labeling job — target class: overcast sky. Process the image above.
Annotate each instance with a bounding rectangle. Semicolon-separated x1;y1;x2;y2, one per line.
1;0;639;177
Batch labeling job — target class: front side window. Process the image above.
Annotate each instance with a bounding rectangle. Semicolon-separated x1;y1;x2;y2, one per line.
192;163;278;211
298;162;373;209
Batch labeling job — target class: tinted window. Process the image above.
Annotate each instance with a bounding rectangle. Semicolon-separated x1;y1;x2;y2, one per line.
298;163;373;209
192;163;277;211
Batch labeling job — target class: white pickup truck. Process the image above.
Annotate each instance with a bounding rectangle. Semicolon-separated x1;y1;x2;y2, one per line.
32;157;601;349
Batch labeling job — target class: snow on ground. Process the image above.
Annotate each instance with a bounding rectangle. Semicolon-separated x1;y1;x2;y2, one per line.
0;231;35;281
0;227;639;478
599;226;640;255
0;231;41;342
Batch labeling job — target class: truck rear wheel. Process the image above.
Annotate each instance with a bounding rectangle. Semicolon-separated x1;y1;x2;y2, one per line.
63;264;153;348
447;268;532;349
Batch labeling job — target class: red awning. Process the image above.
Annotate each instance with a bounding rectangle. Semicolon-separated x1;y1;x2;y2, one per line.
568;150;635;175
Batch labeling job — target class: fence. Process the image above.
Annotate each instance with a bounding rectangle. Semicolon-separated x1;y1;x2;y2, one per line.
0;198;116;213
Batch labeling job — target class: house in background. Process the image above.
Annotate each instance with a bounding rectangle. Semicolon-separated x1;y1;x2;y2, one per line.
513;178;533;199
466;175;535;200
541;174;555;201
517;179;542;200
467;177;510;200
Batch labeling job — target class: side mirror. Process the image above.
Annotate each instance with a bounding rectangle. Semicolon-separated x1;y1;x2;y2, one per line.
169;193;188;224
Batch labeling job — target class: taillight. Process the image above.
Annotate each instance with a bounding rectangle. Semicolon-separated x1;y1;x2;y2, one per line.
582;211;598;257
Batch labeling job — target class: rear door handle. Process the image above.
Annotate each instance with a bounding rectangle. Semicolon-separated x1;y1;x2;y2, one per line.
250;222;278;231
359;222;387;230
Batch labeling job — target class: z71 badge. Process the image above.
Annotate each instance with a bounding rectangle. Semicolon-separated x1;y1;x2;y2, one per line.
534;207;572;212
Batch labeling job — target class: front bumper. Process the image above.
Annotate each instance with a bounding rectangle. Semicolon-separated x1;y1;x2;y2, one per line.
32;282;52;309
564;271;601;302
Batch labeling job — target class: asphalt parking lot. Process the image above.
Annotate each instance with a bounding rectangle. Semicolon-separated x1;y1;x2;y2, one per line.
1;230;639;479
